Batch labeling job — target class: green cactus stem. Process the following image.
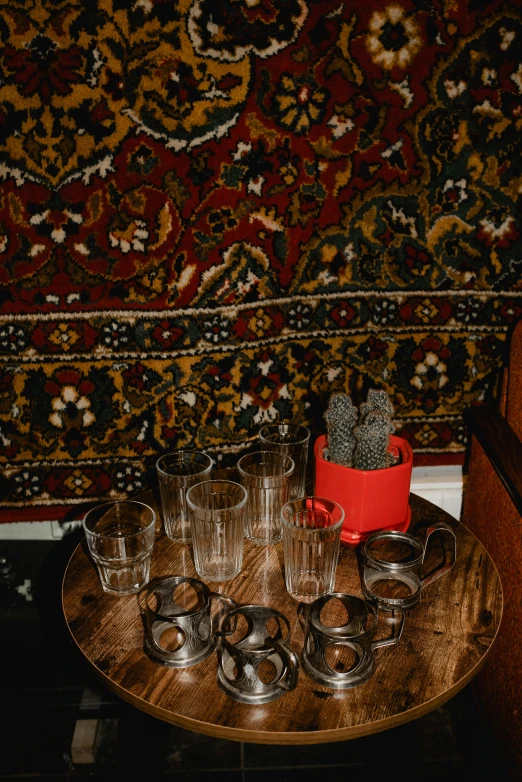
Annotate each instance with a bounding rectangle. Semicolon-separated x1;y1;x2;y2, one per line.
324;393;358;466
359;389;395;424
353;415;395;470
324;389;396;470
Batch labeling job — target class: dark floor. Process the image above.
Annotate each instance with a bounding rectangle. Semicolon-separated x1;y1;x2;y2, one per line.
0;531;510;781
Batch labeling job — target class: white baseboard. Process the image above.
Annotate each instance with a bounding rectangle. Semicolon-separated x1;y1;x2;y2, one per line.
410;465;463;520
0;519;82;540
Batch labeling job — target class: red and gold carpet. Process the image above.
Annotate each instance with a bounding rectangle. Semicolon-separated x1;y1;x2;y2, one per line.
1;0;522;521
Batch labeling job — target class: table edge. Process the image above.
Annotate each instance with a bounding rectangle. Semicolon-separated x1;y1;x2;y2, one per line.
65;635;496;743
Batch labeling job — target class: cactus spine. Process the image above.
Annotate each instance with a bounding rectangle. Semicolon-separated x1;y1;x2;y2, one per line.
325;390;396;470
324;393;358;466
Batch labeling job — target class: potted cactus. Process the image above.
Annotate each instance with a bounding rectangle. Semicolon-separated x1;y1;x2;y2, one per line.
314;390;413;546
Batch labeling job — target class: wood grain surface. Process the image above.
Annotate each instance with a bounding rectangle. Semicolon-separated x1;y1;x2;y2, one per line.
62;491;502;744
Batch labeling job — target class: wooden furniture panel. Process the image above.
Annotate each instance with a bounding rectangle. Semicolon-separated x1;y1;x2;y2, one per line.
463;400;522;780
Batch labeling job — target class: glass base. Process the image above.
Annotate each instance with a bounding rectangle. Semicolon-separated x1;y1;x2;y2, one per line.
164;532;192;544
285;570;334;603
246;533;283;546
95;558;151;595
100;582;145;595
194;566;242;582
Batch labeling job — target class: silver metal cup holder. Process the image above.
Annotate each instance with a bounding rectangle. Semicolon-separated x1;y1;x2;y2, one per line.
362;522;457;612
143;575;235;668
299;592;404;689
217;604;298;704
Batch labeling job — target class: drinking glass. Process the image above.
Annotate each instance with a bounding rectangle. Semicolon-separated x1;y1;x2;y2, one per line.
156;450;213;542
83;500;156;595
186;480;247;581
237;451;294;544
281;496;344;602
259;423;310;500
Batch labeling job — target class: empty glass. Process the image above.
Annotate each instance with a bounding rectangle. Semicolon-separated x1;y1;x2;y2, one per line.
83;501;156;595
281;496;344;602
186;480;247;581
156;450;213;542
237;451;294;544
259;423;310;499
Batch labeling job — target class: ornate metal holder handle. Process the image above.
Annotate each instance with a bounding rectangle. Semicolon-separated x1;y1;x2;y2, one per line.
299;593;404;689
216;605;298;704
208;591;237;635
420;521;457;589
371;609;405;651
143;575;236;668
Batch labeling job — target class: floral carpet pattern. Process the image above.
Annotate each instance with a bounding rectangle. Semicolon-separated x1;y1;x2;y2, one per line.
1;0;522;520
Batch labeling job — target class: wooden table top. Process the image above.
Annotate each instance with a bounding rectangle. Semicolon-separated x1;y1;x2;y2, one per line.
62;491;502;745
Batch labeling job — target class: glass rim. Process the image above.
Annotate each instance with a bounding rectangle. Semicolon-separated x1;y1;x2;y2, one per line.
155;450;213;477
83;500;156;538
280;495;345;531
237;450;295;480
259;423;310;446
185;479;248;514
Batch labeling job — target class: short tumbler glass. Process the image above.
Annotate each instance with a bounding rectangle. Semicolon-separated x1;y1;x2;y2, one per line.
281;496;344;602
83;500;156;595
237;451;294;545
186;480;247;581
156;450;213;542
259;423;310;500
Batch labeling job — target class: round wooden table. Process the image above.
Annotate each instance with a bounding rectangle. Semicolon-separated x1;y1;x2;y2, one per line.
62;491;502;744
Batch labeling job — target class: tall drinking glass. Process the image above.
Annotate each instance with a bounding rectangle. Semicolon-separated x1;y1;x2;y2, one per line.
237;451;294;544
156;450;213;542
259;423;310;500
281;496;344;602
186;480;247;581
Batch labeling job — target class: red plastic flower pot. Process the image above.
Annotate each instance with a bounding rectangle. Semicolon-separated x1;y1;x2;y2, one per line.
313;434;413;544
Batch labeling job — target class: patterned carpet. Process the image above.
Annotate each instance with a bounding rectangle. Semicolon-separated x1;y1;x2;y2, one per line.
1;0;522;521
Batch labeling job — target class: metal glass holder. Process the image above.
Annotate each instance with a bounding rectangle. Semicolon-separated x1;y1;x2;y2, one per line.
143;575;235;668
299;592;404;689
362;522;457;612
217;605;298;704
